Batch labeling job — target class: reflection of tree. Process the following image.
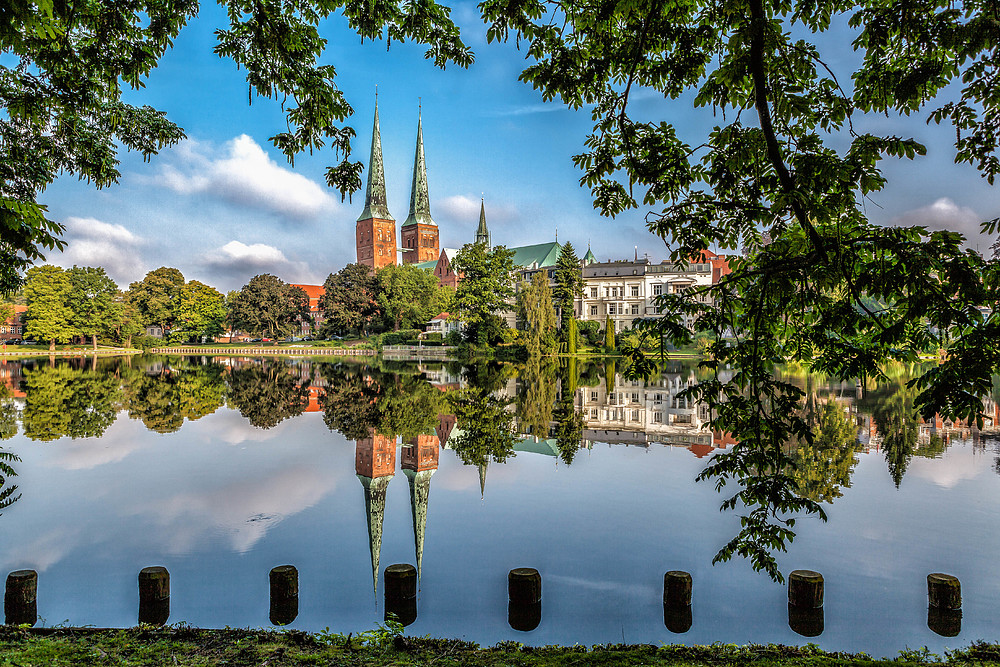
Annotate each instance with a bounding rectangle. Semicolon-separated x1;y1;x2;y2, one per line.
22;364;120;440
320;366;444;441
0;394;17;441
516;357;556;440
791;400;861;503
227;361;309;429
862;380;921;488
553;359;584;465
125;360;226;433
449;389;517;469
320;365;383;440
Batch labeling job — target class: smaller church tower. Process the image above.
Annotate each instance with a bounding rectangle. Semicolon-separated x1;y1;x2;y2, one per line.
475;198;490;247
401;112;439;264
356;99;397;269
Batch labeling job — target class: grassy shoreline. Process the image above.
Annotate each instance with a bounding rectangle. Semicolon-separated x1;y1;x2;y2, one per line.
2;626;999;666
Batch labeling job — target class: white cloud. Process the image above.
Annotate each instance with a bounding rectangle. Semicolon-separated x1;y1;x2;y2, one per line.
890;197;982;239
436;194;518;225
157;135;336;220
51;216;147;286
199;240;320;287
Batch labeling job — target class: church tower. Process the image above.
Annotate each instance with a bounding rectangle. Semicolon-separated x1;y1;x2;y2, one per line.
401;434;439;579
475;198;490;247
356;429;396;593
356;99;397;269
400;113;439;264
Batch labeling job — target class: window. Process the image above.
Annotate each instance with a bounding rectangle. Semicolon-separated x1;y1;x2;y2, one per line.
631;285;639;297
608;303;616;315
590;305;598;316
653;284;663;296
653;412;663;423
631;304;639;315
590;408;598;418
631;392;639;403
591;391;598;401
590;287;598;297
631;409;640;422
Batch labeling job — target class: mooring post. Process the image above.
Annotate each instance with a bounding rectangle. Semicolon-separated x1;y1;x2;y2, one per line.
787;570;823;637
269;565;299;626
4;570;37;626
138;566;170;626
384;564;417;626
508;568;541;632
662;571;692;633
927;573;962;637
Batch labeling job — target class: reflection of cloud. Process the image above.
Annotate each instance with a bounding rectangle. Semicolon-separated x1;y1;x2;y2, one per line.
890;197;982;239
157;135;336;220
909;450;983;489
199;240;320;286
2;527;84;573
52;217;147;286
49;415;145;470
131;465;336;553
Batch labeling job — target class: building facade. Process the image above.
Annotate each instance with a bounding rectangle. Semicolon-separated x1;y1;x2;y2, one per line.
356;102;397;270
400;115;439;264
0;305;26;342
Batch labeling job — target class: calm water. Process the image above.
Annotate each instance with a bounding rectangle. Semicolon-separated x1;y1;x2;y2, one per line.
0;354;998;656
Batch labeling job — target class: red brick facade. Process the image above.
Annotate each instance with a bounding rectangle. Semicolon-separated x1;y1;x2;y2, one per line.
356;218;397;269
400;223;439;264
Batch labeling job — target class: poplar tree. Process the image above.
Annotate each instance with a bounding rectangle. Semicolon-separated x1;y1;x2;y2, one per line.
516;271;556;357
552;242;584;333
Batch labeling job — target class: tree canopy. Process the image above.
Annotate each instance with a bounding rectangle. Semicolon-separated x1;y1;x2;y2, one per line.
451;242;516;346
320;263;381;337
228;274;308;339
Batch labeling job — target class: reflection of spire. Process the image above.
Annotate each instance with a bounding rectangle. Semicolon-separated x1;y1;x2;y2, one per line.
355;432;396;595
403;468;433;579
478;461;487;498
357;474;391;594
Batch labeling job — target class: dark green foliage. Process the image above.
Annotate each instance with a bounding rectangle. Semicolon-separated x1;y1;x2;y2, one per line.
451;243;516;347
128;268;185;335
124;360;227;433
229;275;309;339
321;264;381;337
66;265;118;349
320;364;383;440
22;363;120;440
227;361;309;429
553;242;584;333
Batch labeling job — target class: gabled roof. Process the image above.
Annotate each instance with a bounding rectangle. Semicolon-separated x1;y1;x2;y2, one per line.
290;284;324;299
413;259;437;271
508;242;562;269
442;248;460;264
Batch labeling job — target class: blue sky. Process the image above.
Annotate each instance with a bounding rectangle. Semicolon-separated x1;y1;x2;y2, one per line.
38;2;998;292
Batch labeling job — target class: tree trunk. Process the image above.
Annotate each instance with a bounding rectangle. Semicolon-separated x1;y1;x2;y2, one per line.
49;338;55;352
125;335;132;349
92;334;98;351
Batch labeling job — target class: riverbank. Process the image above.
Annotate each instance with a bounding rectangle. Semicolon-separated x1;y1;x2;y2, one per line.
1;627;996;666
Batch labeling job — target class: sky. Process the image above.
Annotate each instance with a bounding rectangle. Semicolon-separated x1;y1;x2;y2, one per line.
37;1;999;292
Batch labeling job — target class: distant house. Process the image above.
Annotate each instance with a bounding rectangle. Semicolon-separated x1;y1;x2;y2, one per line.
425;312;462;336
0;305;26;342
289;283;325;337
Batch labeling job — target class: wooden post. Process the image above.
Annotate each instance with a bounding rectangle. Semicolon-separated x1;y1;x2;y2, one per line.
138;566;170;626
508;568;541;632
927;573;961;610
663;605;692;634
384;564;417;626
4;570;37;626
663;571;692;608
269;565;298;626
787;570;823;608
788;605;824;637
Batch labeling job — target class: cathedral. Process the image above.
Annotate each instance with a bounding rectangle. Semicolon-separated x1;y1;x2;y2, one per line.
356;102;440;268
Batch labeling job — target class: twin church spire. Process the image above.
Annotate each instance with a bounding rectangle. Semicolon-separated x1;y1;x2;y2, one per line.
356;100;439;267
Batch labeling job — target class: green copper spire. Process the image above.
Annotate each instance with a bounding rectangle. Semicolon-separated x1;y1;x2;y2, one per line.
402;113;434;228
403;468;434;580
583;244;596;264
358;100;394;222
475;198;490;247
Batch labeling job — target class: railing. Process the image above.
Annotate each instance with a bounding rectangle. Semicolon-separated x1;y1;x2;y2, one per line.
151;347;376;356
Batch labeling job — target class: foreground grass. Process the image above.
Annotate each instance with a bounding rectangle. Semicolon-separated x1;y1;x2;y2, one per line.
1;627;999;667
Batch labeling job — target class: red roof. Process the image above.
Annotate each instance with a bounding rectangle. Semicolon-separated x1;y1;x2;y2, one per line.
290;284;324;299
431;312;450;321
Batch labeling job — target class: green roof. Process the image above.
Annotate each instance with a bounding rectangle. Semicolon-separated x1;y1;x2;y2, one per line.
508;242;561;269
514;437;559;456
414;259;437;271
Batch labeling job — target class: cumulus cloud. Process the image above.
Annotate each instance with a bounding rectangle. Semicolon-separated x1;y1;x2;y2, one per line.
436;194;519;226
199;240;320;287
52;217;147;286
890;197;982;239
157;135;337;220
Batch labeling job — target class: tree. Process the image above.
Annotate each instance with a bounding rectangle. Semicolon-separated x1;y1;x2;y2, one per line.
128;268;185;336
109;292;144;348
67;266;119;350
23;265;74;352
227;361;309;429
229;274;308;339
320;264;381;337
604;315;615;352
478;0;1000;580
0;0;472;295
516;272;557;357
552;242;584;333
173;281;227;343
451;243;516;347
376;263;444;331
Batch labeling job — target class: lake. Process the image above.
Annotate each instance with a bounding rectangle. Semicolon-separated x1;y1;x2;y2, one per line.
0;354;997;656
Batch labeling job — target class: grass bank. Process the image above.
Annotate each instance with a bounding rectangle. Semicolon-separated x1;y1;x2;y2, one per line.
0;627;998;666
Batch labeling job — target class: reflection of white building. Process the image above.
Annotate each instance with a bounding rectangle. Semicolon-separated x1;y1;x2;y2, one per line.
578;259;715;332
577;370;714;449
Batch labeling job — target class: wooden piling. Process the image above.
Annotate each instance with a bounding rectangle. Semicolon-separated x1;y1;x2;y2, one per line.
4;570;37;626
663;571;692;608
384;564;417;626
138;566;169;626
508;568;541;605
927;573;961;610
928;607;962;637
663;604;692;634
787;570;823;608
269;566;298;626
788;605;824;637
508;601;541;632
